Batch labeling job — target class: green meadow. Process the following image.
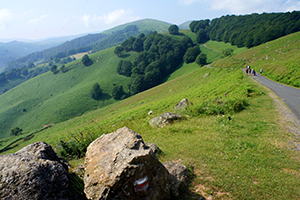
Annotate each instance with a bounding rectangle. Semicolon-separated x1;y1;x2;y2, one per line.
1;31;300;199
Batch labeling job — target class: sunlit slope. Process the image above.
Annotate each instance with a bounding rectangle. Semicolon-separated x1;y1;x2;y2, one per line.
212;31;300;87
0;47;137;138
102;18;171;35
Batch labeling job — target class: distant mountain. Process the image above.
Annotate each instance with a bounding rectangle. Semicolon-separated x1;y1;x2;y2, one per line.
179;21;192;30
0;41;64;69
5;19;172;71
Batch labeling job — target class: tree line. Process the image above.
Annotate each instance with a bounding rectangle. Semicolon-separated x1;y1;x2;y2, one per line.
114;31;205;96
190;11;300;48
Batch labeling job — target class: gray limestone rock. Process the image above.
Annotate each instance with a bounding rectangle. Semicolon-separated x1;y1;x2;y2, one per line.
149;112;182;128
0;142;79;200
84;127;171;200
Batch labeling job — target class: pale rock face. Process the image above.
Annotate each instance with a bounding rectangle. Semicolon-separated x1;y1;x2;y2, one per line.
0;142;79;200
84;127;171;200
149;112;182;128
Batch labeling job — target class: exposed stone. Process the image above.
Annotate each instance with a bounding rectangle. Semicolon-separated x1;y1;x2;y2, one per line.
84;127;171;200
174;98;192;111
0;142;79;200
145;142;162;155
149;112;182;128
148;110;153;115
163;162;188;197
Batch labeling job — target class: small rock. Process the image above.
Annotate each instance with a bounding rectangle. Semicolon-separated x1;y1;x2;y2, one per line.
148;110;153;115
163;162;188;197
174;98;192;111
145;142;162;155
149;112;182;128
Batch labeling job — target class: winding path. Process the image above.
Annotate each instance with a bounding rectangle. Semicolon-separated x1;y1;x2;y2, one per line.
248;71;300;121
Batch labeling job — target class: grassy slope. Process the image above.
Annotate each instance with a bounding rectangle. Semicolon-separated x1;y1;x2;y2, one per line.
211;31;300;87
1;33;300;199
101;18;171;35
2;65;299;199
0;47;137;139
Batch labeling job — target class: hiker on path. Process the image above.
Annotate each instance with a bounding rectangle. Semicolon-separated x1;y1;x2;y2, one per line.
260;69;263;75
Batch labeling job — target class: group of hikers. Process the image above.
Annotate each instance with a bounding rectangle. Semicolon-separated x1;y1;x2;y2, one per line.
245;66;263;76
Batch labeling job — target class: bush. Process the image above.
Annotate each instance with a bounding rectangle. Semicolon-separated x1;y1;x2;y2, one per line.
183;46;201;63
189;98;249;116
57;128;105;160
91;83;102;100
111;85;126;100
82;54;93;66
11;127;23;136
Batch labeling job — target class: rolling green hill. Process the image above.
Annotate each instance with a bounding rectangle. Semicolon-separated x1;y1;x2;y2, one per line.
1;31;300;199
101;18;171;35
0;48;137;139
212;31;300;87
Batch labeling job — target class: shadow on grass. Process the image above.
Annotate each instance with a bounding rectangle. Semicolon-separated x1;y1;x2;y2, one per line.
177;165;205;200
120;53;130;58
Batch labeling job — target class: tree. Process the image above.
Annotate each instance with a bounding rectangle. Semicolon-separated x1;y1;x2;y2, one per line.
117;60;133;77
82;54;92;66
11;127;22;136
130;75;145;95
111;85;125;100
132;38;144;52
183;46;201;63
60;65;67;73
114;46;124;57
196;53;207;66
0;73;6;83
91;83;102;100
51;65;58;74
168;25;179;35
222;48;234;57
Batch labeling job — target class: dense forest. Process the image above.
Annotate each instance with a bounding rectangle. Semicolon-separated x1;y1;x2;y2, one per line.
115;31;200;95
190;11;300;47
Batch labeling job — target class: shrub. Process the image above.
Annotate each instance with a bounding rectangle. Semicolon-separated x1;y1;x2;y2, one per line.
57;128;105;160
91;83;102;100
189;98;249;116
11;127;23;136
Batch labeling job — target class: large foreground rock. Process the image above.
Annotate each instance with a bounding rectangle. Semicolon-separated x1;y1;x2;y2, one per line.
84;127;171;200
0;142;79;200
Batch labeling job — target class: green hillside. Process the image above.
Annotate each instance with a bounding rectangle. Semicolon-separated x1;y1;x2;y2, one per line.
101;18;171;35
0;48;137;139
212;31;300;87
1;32;300;199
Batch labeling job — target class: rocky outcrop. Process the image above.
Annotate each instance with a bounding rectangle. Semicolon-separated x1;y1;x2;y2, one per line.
84;127;171;200
0;142;79;200
163;162;188;197
149;112;182;128
174;98;192;111
145;142;162;155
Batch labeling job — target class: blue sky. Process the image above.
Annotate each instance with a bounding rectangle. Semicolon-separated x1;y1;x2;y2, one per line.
1;0;300;41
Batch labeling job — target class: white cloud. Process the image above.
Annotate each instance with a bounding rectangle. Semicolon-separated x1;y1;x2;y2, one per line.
80;9;140;28
28;14;47;25
179;0;201;5
179;0;300;14
0;9;12;31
